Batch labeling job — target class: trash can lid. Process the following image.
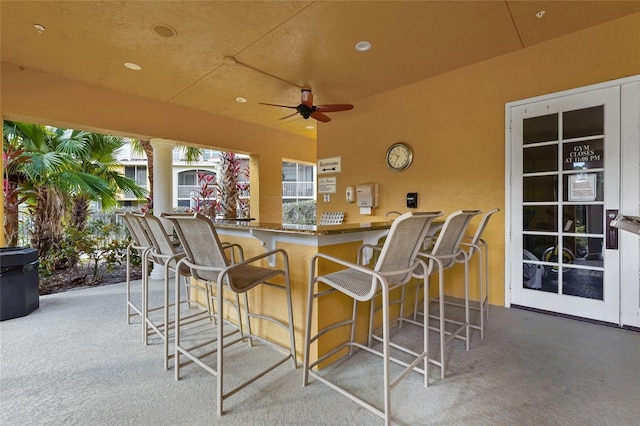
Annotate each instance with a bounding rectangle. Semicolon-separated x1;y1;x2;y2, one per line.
0;247;38;267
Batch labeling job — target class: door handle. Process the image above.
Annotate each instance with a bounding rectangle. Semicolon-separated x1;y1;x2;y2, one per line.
606;209;619;250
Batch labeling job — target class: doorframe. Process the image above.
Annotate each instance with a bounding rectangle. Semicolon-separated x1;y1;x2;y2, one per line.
504;75;640;327
619;80;640;327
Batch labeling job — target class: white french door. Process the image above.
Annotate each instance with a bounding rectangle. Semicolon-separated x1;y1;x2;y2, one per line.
508;86;624;324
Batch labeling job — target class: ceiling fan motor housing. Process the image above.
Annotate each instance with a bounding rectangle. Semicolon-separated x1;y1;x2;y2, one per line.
260;88;353;122
297;104;316;119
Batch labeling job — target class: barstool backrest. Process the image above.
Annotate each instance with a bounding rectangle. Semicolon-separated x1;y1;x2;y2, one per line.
374;211;442;285
120;212;152;250
139;213;179;260
162;213;230;282
467;208;501;256
427;209;482;272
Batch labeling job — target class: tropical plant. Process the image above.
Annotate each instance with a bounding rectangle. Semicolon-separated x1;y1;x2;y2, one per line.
70;132;146;232
2;121;146;263
237;179;251;218
74;219;129;282
190;171;220;217
3;122;96;256
2;142;30;246
129;139;154;211
218;152;249;219
39;213;134;286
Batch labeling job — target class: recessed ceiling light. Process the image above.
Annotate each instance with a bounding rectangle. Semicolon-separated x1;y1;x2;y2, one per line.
306;125;315;130
354;40;372;52
235;97;248;103
535;10;546;19
33;24;45;33
152;23;176;39
124;62;142;71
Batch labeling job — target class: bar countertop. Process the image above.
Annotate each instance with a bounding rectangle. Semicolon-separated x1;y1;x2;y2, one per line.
210;219;394;236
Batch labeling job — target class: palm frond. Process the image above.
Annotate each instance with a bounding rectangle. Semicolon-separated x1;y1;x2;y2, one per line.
129;139;148;158
58;171;112;196
21;151;72;183
110;174;147;198
56;129;91;158
181;146;204;163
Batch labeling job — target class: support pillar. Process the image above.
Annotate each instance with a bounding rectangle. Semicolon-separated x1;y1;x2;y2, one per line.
149;138;175;280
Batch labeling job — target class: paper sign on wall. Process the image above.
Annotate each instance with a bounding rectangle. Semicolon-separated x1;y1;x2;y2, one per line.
318;177;337;194
568;173;597;202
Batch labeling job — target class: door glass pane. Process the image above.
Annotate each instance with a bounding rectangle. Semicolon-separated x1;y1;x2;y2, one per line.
563;106;604;139
563;172;604;202
522;257;545;290
524;206;558;232
562;268;603;300
569;236;604;267
540;237;568;295
541;237;567;265
563;205;604;235
523;113;558;144
523;233;552;293
523;176;558;202
562;139;604;170
523;145;558;173
523;234;554;261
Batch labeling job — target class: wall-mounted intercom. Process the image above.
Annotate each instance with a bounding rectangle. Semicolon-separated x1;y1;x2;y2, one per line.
346;186;355;203
357;183;379;214
406;192;418;209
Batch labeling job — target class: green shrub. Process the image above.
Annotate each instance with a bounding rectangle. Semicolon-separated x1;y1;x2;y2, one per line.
282;200;316;225
38;213;136;283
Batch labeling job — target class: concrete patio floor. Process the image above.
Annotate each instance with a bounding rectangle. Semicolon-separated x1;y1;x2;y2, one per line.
1;279;639;425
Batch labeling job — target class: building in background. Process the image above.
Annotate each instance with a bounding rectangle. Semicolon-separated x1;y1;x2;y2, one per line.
282;161;315;205
114;143;315;217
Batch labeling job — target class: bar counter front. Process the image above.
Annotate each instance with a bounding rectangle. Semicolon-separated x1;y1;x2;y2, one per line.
202;219;397;364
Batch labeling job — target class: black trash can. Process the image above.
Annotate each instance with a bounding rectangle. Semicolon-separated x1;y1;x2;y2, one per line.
0;247;39;321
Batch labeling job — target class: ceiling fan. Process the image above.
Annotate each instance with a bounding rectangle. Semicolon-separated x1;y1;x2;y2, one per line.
260;88;353;122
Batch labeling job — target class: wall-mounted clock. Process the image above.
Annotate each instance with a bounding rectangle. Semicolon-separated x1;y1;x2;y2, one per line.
385;142;413;172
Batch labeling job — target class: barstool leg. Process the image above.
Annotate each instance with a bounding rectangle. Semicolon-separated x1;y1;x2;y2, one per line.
302;279;315;386
437;267;446;379
464;252;470;351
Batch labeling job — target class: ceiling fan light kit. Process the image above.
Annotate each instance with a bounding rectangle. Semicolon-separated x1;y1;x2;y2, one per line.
260;88;353;122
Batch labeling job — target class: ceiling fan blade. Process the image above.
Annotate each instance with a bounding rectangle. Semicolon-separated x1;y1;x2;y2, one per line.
259;102;297;109
310;111;331;122
279;111;300;120
316;104;354;113
301;89;313;107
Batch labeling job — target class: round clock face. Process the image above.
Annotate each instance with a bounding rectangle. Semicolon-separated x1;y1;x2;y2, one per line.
385;142;413;171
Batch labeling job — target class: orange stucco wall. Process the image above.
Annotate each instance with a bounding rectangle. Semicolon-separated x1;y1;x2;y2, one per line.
316;13;640;305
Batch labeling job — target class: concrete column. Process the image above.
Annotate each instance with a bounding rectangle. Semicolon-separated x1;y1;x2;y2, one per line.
149;138;175;280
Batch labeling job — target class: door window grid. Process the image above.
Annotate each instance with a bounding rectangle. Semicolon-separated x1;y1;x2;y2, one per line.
522;105;606;300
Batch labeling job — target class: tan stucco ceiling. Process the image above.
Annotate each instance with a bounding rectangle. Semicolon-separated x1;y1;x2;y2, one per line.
2;1;639;139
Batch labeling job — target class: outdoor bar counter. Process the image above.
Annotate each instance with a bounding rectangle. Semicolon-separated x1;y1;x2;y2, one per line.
205;219;397;363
